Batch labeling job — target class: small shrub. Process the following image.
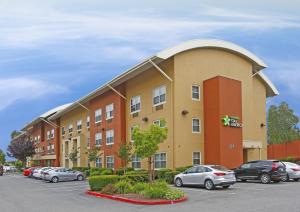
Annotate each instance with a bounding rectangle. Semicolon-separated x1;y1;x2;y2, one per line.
155;169;172;179
115;167;134;175
165;171;180;184
115;180;133;194
176;166;193;173
132;182;149;194
89;175;123;191
101;184;118;195
72;167;89;172
126;169;148;175
101;169;113;175
143;186;168;199
90;169;102;176
152;180;169;189
124;174;149;182
85;169;90;177
165;189;185;200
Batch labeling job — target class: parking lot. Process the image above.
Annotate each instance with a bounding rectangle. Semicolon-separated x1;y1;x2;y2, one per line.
1;174;300;212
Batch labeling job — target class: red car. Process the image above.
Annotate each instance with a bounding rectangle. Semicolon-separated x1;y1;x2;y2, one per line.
23;167;37;177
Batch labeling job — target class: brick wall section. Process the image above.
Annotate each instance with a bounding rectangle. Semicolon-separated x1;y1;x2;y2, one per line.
267;140;300;159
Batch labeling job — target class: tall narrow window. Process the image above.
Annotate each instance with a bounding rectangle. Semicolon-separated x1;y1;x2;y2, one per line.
50;129;55;139
95;133;102;147
61;127;65;135
192;118;201;133
130;95;141;113
68;124;73;133
153;119;166;128
192;85;200;100
154;153;166;169
106;156;114;169
193;152;201;165
106;104;114;120
77;120;82;131
95;109;102;123
132;154;141;169
95;157;102;168
47;131;50;140
106;130;114;145
153;85;166;106
86;116;90;128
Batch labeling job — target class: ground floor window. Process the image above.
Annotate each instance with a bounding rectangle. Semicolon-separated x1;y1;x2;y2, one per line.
132;155;141;169
193;152;201;165
106;156;114;169
95;157;102;168
154;153;166;169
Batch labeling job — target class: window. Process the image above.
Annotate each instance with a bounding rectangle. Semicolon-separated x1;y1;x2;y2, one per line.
51;144;55;153
132;155;141;169
95;133;102;147
130;95;141;113
86;116;90;128
68;124;73;133
87;137;90;148
34;137;37;143
61;127;65;135
192;118;201;133
130;125;138;142
153;85;166;106
47;131;50;140
193;152;201;165
154;153;166;169
106;156;114;169
95;157;102;168
47;145;50;152
37;135;40;143
106;104;114;120
106;130;114;145
192;85;200;100
95;109;102;123
153;119;166;128
51;129;55;139
77;120;82;131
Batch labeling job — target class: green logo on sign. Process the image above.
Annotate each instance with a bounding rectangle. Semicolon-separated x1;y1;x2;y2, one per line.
222;115;243;128
222;115;231;126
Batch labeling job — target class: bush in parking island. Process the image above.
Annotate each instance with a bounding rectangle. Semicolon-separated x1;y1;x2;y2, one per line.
155;168;172;179
72;167;90;172
115;167;134;175
89;175;123;191
115;180;133;194
101;169;114;175
175;165;193;173
165;189;185;200
101;184;118;195
164;171;180;184
124;173;149;183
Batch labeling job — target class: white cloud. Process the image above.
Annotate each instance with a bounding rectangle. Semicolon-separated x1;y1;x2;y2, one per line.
0;78;68;111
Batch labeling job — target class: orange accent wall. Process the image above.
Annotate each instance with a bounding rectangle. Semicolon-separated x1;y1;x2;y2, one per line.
268;140;300;160
89;84;126;169
204;76;243;169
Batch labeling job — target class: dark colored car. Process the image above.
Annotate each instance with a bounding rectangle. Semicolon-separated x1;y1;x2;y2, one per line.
0;165;3;176
234;160;287;184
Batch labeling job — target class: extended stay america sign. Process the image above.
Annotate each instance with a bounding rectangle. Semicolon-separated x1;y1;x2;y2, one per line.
222;115;243;128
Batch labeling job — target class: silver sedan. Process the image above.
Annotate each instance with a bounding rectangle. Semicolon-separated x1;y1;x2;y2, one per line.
43;168;85;183
174;165;236;190
282;162;300;182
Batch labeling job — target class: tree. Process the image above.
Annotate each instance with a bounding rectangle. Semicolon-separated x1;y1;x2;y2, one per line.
0;149;5;165
117;143;132;174
132;120;168;182
268;102;300;144
68;147;80;166
10;130;22;139
85;147;101;168
7;135;35;163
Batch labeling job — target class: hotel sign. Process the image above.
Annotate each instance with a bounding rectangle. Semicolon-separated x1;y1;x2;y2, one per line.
222;115;243;128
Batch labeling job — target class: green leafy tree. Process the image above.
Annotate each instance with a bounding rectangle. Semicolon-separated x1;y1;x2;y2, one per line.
7;134;35;163
0;149;5;165
132;120;168;182
15;161;24;170
69;147;79;166
10;130;22;139
268;102;300;144
117;143;132;174
85;147;101;168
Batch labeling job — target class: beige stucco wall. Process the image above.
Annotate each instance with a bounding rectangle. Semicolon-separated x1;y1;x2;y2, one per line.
59;106;90;168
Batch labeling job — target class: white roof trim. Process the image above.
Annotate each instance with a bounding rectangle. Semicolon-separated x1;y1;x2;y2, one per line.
40;103;73;118
257;72;279;96
156;39;267;69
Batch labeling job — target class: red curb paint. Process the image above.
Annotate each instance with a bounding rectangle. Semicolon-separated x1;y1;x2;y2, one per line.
85;190;187;205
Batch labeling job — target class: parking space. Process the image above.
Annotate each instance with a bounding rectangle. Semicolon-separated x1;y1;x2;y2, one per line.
1;174;300;212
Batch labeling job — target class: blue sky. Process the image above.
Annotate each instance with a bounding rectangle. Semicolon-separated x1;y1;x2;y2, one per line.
0;0;300;154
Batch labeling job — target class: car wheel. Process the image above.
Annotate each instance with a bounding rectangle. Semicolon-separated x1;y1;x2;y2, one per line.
222;185;230;189
294;178;299;182
282;174;289;182
204;179;215;190
175;178;183;187
77;175;84;181
260;174;271;184
51;176;59;183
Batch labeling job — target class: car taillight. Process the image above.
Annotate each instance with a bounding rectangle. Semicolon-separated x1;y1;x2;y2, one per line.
291;168;300;172
272;163;279;171
214;172;226;176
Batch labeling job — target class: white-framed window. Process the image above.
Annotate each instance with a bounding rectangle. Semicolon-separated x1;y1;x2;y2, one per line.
106;104;114;120
68;124;73;133
50;129;55;139
47;145;50;152
106;129;114;145
95;109;102;123
132;154;141;169
153;85;166;106
96;157;102;168
95;132;102;147
130;125;138;142
47;131;50;140
37;135;40;143
87;137;90;148
153;119;166;128
192;85;200;100
51;144;55;153
193;152;201;165
86;116;90;128
192;118;201;133
61;127;65;135
130;95;141;113
106;156;114;169
77;120;82;131
34;136;37;143
154;153;166;169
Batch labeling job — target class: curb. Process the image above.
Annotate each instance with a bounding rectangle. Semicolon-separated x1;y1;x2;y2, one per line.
85;190;188;205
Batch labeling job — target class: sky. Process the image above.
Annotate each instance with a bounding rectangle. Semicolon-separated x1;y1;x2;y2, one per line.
0;0;300;154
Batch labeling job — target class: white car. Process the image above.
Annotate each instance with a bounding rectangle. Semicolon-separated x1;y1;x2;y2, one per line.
282;162;300;182
3;166;17;172
33;167;52;179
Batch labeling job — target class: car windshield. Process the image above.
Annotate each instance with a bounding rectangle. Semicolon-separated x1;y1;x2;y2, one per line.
210;165;230;171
